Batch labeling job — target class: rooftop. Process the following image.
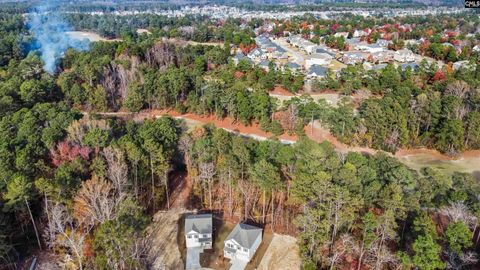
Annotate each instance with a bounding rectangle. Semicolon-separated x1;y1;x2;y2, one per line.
225;223;262;249
185;214;213;234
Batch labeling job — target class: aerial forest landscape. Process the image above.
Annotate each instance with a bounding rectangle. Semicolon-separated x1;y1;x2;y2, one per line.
0;0;480;269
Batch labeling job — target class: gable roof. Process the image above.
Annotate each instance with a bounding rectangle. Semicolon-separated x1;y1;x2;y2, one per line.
314;47;336;57
400;62;419;71
225;223;262;249
185;214;213;234
286;62;300;69
258;60;271;67
310;53;334;60
308;65;328;77
234;52;247;59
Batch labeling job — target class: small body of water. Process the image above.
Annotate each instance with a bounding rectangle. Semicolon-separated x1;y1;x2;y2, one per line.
65;31;120;42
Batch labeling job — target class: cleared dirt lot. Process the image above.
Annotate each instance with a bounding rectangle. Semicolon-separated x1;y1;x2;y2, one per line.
257;234;301;270
145;209;187;270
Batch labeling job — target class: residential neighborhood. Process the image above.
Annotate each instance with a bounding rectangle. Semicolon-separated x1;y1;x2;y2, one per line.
3;1;480;270
184;213;263;270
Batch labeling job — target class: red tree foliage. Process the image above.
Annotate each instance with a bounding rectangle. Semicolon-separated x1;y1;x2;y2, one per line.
432;70;447;82
50;141;90;167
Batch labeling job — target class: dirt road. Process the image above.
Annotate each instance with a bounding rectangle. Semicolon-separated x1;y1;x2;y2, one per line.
88;110;480;175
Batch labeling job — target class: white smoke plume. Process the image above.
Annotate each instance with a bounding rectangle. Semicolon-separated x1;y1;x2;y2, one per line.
28;1;90;74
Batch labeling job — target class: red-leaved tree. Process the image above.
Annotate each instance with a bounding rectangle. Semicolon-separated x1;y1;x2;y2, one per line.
50;141;90;167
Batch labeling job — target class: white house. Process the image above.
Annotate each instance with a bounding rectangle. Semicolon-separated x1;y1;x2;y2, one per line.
353;29;368;38
185;214;213;249
394;49;415;63
306;53;333;68
357;44;385;54
247;48;266;61
342;51;368;65
334;32;349;39
224;223;262;263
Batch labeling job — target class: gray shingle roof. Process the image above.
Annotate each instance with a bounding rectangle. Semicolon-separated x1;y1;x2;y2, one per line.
308;65;327;77
372;64;387;71
225;223;262;249
314;47;336;57
400;62;419;71
258;60;271;67
185;214;213;234
286;62;300;69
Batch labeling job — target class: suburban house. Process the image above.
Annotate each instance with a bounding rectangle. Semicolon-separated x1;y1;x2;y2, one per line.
284;62;301;72
353;29;370;38
394;49;415;63
247;48;266;61
307;65;328;79
185;214;213;249
306;53;333;68
313;47;337;58
232;52;252;66
371;63;388;71
363;62;387;71
334;32;349;39
271;47;288;59
255;34;288;59
342;51;368;65
345;38;362;51
370;50;394;63
258;60;272;71
356;43;385;54
399;62;420;71
224;223;263;263
185;214;213;270
375;39;392;48
288;35;317;54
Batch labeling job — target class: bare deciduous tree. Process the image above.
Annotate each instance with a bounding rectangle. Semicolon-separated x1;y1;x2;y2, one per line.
199;162;216;208
73;176;120;226
327;234;355;270
44;203;91;270
103;146;129;200
441;202;477;229
445;80;470;99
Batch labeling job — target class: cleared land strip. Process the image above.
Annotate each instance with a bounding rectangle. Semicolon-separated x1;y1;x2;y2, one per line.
85;110;480;175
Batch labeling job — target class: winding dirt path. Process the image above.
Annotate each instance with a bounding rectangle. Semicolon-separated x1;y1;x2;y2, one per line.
87;110;480;174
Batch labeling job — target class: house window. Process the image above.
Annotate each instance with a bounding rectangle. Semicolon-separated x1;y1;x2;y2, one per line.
203;234;208;238
243;248;248;252
187;235;192;239
237;246;241;250
194;235;198;239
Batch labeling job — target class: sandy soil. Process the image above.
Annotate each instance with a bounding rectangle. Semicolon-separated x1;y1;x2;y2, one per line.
145;209;187;270
151;109;298;144
257;234;301;270
88;110;480;175
270;85;295;96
